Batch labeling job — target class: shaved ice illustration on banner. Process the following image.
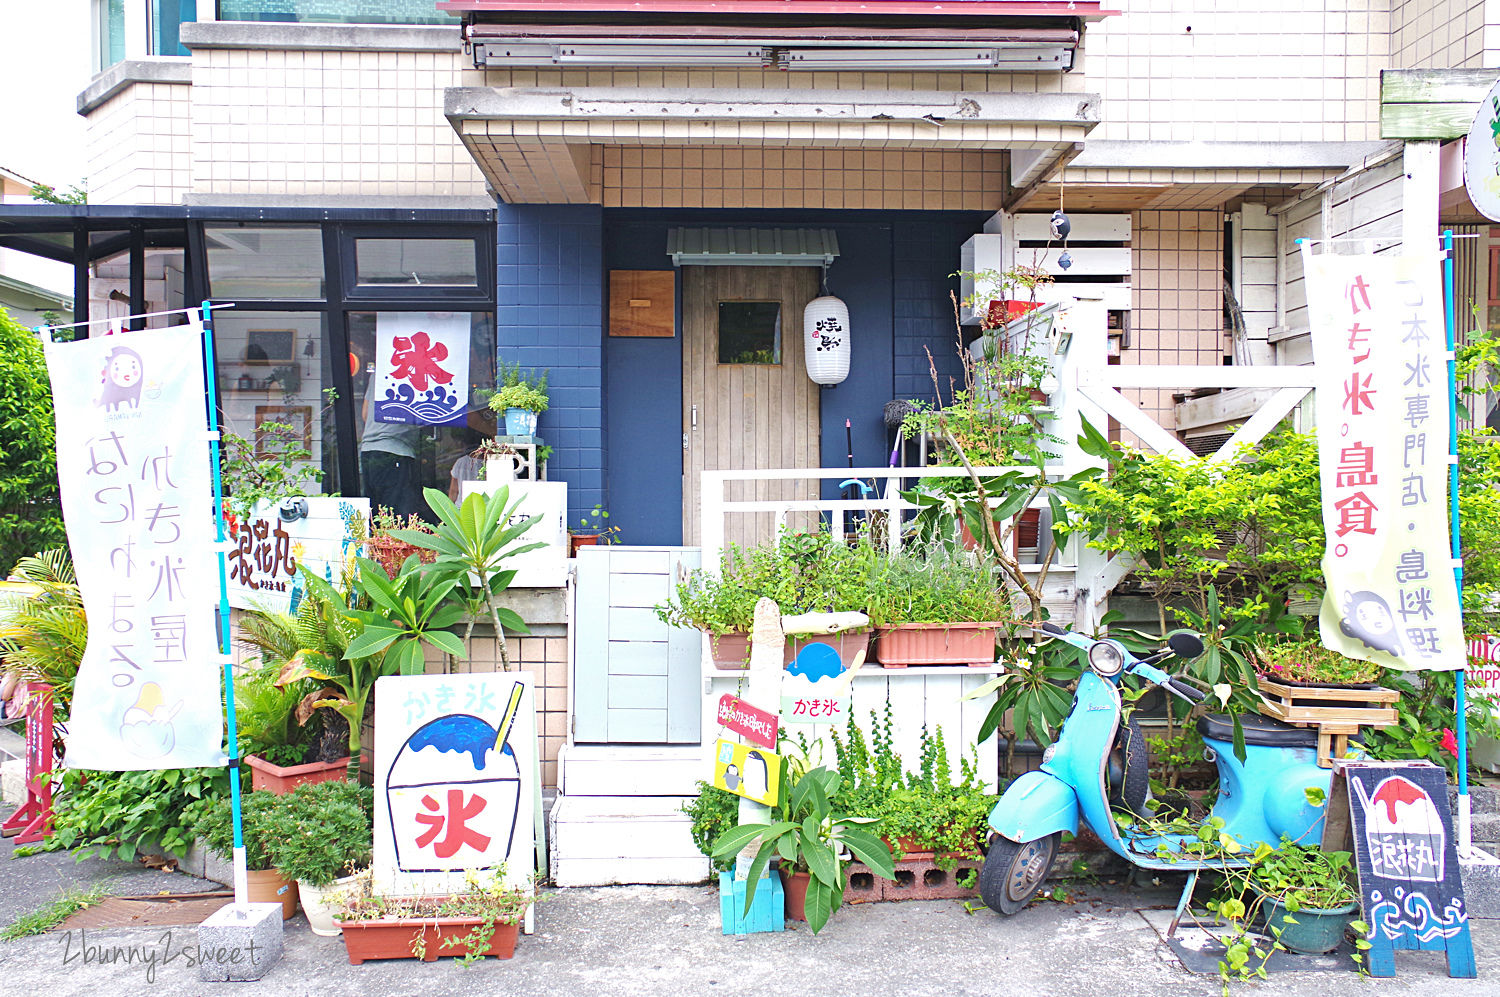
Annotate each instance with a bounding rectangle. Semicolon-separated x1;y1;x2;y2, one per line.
372;311;471;427
1355;774;1446;882
373;673;536;902
43;323;226;771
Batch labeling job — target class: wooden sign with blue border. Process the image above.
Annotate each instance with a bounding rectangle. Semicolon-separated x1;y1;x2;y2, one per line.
1324;760;1475;978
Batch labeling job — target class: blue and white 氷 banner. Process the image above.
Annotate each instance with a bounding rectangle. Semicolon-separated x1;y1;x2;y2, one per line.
1303;248;1466;671
372;311;471;427
45;323;227;769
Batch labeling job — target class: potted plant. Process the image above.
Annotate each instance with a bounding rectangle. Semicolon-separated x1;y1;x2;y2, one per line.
364;507;438;580
1244;840;1362;955
865;545;1010;666
335;867;538;964
229;653;352;794
488;361;549;436
654;531;875;670
273;557;467;781
191;791;299;920
709;765;895;932
263;780;374;936
569;505;618;556
1253;640;1384;688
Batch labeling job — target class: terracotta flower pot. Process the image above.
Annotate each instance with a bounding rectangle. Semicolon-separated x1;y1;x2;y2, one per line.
780;869;811;922
365;535;437;579
246;867;298;921
569;533;602;557
339;915;520;964
873;623;1001;667
244;753;352;795
708;632;753;670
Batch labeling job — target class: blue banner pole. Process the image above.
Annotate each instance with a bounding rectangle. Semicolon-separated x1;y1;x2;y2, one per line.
201;299;248;905
1442;230;1472;852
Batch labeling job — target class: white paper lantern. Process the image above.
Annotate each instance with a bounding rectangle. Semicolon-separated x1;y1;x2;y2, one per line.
803;295;851;385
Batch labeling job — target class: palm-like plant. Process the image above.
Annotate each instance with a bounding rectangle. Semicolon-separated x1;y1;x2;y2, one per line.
388;487;544;671
0;548;86;721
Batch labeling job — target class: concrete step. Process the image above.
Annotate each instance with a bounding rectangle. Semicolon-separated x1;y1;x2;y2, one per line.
549;794;711;887
559;744;704;797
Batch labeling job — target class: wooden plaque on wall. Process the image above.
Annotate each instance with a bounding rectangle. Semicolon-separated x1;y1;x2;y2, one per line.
609;270;676;337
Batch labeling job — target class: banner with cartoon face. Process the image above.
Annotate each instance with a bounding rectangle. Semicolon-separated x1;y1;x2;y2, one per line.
1303;250;1465;671
371;311;471;427
44;324;227;770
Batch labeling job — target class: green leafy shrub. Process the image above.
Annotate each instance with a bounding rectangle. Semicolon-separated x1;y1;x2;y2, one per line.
263;781;374;886
0;308;65;573
864;543;1010;626
1253;639;1382;686
47;767;234;862
0;549;85;722
682;781;741;872
488;361;549;413
191;787;282;871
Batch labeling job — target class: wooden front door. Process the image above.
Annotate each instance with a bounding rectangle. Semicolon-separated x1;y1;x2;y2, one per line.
681;266;821;549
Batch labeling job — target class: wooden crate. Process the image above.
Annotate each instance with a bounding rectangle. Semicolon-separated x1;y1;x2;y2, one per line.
1256;677;1399;768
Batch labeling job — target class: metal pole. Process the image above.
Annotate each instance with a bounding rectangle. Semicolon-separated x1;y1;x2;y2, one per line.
1442;230;1472;854
201;299;248;905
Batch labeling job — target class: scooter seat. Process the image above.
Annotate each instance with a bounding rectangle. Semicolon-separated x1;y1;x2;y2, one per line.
1197;712;1319;749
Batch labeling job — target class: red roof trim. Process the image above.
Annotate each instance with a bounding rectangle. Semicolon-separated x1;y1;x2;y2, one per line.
437;1;1116;19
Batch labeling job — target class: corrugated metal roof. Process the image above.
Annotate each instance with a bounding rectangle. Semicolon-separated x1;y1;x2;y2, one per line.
667;227;839;266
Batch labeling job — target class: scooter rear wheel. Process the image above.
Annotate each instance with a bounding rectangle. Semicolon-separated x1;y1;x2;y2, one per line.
980;832;1059;915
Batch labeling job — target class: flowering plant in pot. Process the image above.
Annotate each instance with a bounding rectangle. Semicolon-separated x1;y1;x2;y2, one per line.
191;791;299;920
865;545;1010;666
570;504;619;556
709;765;895;933
365;508;438;580
334;867;539;965
488;362;549;436
262;781;374;936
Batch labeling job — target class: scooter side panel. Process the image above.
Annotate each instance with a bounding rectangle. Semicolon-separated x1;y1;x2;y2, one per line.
987;770;1079;842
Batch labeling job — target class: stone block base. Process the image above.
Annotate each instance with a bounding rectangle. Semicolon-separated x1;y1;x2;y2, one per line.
197;902;283;982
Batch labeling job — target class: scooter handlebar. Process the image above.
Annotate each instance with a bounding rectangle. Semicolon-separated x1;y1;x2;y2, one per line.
1129;661;1206;704
1167;679;1207;704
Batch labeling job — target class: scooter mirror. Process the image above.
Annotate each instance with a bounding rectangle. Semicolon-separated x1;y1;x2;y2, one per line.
1166;630;1205;660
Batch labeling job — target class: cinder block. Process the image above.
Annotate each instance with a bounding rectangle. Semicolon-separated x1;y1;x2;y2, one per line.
197;902;283;982
844;854;981;904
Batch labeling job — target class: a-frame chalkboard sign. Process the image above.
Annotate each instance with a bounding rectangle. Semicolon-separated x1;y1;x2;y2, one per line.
1322;760;1476;978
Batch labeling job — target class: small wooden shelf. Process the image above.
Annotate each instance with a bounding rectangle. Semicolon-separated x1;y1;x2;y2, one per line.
1255;677;1400;767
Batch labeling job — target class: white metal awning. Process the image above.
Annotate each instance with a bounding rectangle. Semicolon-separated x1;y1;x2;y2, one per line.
666;228;839;267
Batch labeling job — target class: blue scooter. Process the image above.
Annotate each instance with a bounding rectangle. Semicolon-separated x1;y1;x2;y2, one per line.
981;623;1336;920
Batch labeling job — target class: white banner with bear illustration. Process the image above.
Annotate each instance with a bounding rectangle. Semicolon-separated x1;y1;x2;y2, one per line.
1303;248;1465;671
44;324;226;769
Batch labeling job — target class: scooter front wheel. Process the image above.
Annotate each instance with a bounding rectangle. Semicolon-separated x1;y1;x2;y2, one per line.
980;832;1060;915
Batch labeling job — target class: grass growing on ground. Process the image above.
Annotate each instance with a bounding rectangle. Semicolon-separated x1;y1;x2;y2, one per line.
0;883;107;939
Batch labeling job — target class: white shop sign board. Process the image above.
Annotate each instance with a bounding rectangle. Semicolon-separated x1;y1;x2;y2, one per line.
460;479;567;588
226;497;369;612
373;672;538;932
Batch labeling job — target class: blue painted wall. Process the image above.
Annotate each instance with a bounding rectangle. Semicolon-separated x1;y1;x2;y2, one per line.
496;203;605;521
509;208;986;543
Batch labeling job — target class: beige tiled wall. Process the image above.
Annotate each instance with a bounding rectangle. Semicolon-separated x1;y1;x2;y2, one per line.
598;146;1006;210
425;632;568;789
477;66;1086;95
190;47;489;199
86;82;192;204
1086;1;1392;143
1126;209;1226;428
1391;0;1491;68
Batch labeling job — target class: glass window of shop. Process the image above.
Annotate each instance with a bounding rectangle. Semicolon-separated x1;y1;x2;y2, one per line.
151;0;198;57
213;311;340;500
346;311;496;521
206;225;325;299
216;0;455;25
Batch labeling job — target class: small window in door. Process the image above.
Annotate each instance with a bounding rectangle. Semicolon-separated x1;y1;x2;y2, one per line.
718;301;781;364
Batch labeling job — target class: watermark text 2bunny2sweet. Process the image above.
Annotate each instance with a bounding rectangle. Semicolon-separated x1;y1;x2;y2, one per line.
57;929;266;983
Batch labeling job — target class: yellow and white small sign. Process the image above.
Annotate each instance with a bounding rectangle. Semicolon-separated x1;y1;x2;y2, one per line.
712;738;781;807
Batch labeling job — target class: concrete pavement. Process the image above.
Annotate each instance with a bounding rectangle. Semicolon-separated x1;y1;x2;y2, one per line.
0;877;1495;997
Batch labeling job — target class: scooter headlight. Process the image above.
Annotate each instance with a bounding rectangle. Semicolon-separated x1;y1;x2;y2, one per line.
1087;640;1125;677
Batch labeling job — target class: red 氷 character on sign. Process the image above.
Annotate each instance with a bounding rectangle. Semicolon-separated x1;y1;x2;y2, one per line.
388;331;453;392
414;788;492;859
